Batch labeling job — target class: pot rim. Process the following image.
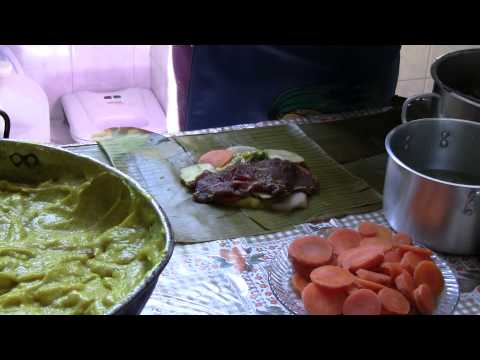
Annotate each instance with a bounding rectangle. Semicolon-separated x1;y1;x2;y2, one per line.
431;48;480;108
385;117;480;189
0;139;175;315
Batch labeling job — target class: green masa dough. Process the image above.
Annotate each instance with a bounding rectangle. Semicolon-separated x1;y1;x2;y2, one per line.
0;172;166;315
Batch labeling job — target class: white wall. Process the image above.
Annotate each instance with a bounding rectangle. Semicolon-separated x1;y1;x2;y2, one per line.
10;45;477;141
150;45;169;116
7;45;154;124
4;45;168;144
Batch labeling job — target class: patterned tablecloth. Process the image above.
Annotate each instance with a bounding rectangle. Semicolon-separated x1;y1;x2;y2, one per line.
139;210;480;315
64;113;480;315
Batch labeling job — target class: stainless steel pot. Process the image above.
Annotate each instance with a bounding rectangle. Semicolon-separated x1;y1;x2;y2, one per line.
402;49;480;123
384;117;480;255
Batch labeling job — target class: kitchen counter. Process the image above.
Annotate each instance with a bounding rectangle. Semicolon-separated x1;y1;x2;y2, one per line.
63;105;480;315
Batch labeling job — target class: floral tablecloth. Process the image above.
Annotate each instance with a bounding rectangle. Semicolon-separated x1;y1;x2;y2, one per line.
139;210;480;315
64;119;480;315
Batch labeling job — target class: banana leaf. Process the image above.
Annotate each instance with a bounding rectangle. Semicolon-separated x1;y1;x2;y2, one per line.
174;124;382;233
97;125;382;243
98;134;265;243
343;153;389;195
298;110;400;165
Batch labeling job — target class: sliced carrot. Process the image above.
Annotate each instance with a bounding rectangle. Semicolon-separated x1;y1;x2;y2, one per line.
413;260;444;296
394;270;415;303
397;244;433;257
378;287;411;315
392;233;412;246
360;237;393;252
376;225;393;242
342;246;385;272
327;228;362;255
358;222;378;237
198;149;234;168
337;247;358;268
343;289;381;315
353;277;385;292
347;284;361;295
290;259;316;279
310;265;354;290
328;254;339;266
400;251;430;275
414;284;436;315
288;236;333;271
379;262;404;279
291;273;310;296
384;248;403;263
381;308;397;315
301;283;347;315
356;269;392;286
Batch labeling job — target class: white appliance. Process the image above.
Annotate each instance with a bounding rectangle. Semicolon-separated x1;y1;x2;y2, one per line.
0;56;51;143
61;88;167;143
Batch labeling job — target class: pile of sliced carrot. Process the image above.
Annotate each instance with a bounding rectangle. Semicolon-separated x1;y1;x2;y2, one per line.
287;222;445;315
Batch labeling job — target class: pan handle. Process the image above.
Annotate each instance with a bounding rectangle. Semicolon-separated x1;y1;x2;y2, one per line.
0;109;10;139
401;93;441;123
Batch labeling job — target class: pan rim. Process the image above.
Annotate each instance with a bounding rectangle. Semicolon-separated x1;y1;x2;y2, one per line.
385;117;480;189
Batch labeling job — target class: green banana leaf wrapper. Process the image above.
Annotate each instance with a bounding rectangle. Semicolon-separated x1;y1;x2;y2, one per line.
98;124;382;243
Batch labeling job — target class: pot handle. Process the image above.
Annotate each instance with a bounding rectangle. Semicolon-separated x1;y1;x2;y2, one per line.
401;93;441;123
0;109;10;139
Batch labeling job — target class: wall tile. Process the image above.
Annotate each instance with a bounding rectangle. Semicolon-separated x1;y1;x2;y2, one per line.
72;45;135;92
399;45;429;80
396;79;425;98
424;78;434;92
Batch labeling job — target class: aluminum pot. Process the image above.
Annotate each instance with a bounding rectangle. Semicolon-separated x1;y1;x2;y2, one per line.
402;49;480;123
384;117;480;255
0;139;175;314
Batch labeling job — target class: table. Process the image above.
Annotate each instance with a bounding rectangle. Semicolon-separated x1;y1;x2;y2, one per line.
63;107;480;315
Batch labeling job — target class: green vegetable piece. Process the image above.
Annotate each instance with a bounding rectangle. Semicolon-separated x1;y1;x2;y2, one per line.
226;146;257;155
180;164;216;186
218;150;267;170
233;197;263;209
265;149;304;163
